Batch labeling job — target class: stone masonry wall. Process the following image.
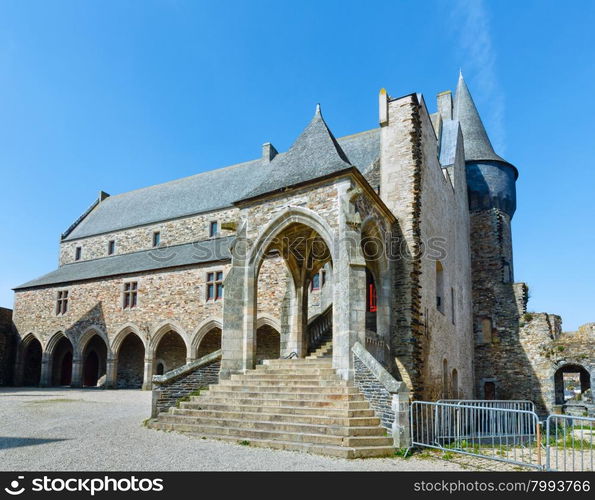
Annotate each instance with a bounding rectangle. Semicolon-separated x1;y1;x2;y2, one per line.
60;207;238;265
0;307;15;386
353;354;395;430
13;262;231;358
152;359;220;416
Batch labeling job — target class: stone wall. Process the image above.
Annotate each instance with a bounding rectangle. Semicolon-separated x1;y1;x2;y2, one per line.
152;353;221;417
0;307;15;386
353;354;395;429
60;207;238;265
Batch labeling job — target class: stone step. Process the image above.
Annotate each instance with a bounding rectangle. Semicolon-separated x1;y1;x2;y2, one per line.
169;408;381;426
148;421;392;448
252;368;337;376
193;390;364;402
262;359;332;367
180;397;371;410
233;371;344;383
218;377;353;388
176;402;376;417
210;384;357;394
155;414;386;437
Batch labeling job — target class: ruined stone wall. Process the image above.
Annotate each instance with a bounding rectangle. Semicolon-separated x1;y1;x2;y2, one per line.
0;307;15;386
60;207;238;265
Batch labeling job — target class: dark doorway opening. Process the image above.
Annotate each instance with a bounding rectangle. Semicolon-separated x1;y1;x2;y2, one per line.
22;338;42;386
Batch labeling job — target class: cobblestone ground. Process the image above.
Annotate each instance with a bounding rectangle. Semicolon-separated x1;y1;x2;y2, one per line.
0;388;485;472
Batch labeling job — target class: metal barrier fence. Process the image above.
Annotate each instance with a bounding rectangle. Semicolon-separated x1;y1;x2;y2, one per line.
410;401;543;469
546;414;594;471
437;399;535;413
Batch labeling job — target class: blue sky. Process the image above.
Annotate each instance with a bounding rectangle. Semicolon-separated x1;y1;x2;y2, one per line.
0;0;593;330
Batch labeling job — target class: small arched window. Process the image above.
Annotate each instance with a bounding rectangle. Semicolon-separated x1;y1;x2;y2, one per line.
156;362;165;376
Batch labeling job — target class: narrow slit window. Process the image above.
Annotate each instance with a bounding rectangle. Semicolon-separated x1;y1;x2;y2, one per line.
152;232;161;247
209;221;219;238
310;273;320;291
75;247;82;261
108;240;115;255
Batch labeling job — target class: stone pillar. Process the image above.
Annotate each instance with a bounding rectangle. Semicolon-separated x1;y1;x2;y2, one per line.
71;356;83;388
142;357;153;390
286;282;307;358
39;352;52;387
332;189;367;380
391;388;411;448
221;225;255;379
105;357;117;389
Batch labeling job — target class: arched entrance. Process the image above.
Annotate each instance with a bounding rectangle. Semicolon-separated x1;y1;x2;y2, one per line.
116;332;145;389
255;324;281;364
22;336;42;386
252;220;332;362
153;330;186;375
51;335;73;386
554;364;591;405
82;335;107;387
196;327;221;359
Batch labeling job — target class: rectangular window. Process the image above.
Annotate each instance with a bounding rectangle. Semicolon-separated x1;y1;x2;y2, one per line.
123;281;138;309
209;221;219;237
56;290;69;315
152;231;161;247
108;240;115;255
75;247;82;261
436;261;444;314
310;273;320;291
206;271;224;301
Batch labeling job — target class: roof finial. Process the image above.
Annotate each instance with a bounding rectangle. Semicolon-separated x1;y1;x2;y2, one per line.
459;68;463;79
315;103;321;116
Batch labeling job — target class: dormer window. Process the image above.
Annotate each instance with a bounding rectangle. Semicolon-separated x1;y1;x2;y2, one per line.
75;247;82;261
152;231;161;247
209;221;219;238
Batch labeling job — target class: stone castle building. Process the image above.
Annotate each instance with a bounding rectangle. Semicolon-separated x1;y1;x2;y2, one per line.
10;74;593;438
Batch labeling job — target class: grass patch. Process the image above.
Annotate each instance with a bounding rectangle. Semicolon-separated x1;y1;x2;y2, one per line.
393;448;411;458
238;440;250;446
175;387;208;407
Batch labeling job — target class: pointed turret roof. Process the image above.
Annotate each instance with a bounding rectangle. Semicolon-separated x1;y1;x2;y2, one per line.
454;73;510;166
238;105;353;201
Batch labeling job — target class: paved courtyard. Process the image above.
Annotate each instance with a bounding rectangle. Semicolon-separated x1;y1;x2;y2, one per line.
0;387;475;472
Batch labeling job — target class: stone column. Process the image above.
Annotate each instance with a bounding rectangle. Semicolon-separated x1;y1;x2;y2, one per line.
39;352;52;387
142;357;153;390
221;225;255;379
71;356;83;388
286;282;307;358
105;357;117;389
332;188;367;380
391;388;411;448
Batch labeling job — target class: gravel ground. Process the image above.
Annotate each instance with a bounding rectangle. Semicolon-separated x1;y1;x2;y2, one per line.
0;388;478;472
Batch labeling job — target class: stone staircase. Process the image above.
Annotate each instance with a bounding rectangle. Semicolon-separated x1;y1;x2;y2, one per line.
147;354;395;458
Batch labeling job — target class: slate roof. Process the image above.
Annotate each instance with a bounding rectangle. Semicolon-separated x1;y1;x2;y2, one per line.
438;119;461;167
454;73;512;168
15;237;233;290
238;106;354;201
63;110;380;241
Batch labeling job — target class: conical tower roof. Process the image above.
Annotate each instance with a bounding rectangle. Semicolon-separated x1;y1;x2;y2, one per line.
454;73;510;166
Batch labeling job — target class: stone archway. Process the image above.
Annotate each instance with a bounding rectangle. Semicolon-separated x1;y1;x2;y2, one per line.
82;335;108;387
554;363;591;405
116;332;145;389
21;335;42;386
153;330;187;375
49;334;73;386
255;324;281;364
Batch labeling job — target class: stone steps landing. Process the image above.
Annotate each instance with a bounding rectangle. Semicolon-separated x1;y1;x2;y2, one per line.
147;357;394;458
